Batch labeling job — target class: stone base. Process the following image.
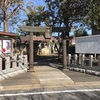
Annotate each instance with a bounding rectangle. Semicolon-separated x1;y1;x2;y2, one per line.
27;67;35;72
62;68;69;71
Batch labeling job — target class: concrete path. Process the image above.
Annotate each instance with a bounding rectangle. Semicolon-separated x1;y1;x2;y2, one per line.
0;65;74;91
34;66;74;87
1;64;100;91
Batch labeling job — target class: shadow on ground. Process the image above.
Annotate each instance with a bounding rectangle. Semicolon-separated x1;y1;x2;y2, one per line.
34;54;63;70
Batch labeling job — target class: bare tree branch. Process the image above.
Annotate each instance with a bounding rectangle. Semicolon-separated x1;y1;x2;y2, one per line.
7;4;19;19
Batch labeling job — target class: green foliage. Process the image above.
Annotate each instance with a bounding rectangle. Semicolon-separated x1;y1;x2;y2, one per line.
25;5;46;26
45;0;63;27
45;0;100;31
85;0;100;30
74;29;88;37
23;4;51;36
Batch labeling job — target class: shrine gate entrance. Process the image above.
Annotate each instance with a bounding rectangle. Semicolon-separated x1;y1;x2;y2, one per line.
19;26;69;71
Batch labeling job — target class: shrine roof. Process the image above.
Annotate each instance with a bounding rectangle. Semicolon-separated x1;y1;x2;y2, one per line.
0;31;17;37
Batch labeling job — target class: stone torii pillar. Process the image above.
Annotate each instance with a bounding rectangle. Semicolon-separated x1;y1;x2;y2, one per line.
29;32;34;70
62;31;68;69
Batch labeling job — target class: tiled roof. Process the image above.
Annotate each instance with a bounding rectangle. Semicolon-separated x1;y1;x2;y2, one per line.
0;32;17;37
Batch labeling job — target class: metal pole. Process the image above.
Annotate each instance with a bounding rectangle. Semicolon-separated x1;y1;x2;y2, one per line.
29;32;34;71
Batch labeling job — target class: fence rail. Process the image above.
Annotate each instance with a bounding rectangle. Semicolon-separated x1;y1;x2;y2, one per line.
0;54;28;81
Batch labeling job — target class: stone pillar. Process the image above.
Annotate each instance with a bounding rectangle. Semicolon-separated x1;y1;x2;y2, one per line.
18;55;23;67
1;39;3;52
29;32;34;71
62;31;68;69
23;55;28;68
98;55;100;66
68;54;71;65
81;54;85;66
79;54;82;65
5;57;10;69
89;55;93;67
63;39;67;69
0;58;2;70
74;54;77;65
12;56;17;68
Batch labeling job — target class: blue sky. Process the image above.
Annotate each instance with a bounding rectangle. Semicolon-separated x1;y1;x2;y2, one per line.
23;0;46;7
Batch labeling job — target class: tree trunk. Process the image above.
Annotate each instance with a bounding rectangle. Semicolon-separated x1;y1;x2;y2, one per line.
3;0;8;32
4;19;8;32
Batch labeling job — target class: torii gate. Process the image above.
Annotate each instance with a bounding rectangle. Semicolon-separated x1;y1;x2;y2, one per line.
52;27;70;69
19;26;52;71
19;26;69;71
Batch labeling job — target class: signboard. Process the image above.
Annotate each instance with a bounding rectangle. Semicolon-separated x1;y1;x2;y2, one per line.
75;35;100;54
3;40;11;54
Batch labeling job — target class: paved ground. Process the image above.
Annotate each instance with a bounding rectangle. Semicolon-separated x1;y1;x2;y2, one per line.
0;54;100;91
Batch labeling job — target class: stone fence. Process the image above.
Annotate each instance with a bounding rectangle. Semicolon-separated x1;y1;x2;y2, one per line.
68;54;100;67
0;54;28;81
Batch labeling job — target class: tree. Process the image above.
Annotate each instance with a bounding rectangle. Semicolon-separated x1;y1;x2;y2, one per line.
25;5;45;26
45;0;100;34
44;0;89;55
45;0;88;32
0;0;23;32
45;0;63;27
23;3;50;36
74;29;88;37
85;0;100;30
